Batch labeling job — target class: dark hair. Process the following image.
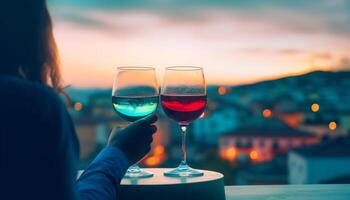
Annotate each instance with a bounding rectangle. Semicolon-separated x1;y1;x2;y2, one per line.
0;1;62;92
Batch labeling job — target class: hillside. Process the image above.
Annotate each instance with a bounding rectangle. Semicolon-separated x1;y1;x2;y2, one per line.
233;70;350;92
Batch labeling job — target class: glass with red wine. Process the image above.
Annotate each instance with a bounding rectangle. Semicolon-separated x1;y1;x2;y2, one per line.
161;66;207;177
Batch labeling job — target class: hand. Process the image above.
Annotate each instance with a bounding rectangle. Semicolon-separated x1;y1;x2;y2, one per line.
108;115;158;165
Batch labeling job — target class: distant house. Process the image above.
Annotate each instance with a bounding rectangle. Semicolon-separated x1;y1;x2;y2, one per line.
192;97;250;145
300;109;350;137
235;155;287;185
288;136;350;184
272;94;306;128
322;174;350;184
219;118;319;163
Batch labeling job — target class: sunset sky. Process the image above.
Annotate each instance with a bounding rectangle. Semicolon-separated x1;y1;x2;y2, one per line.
50;0;350;87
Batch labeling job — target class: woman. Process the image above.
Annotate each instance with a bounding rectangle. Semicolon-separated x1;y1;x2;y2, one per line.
0;1;157;200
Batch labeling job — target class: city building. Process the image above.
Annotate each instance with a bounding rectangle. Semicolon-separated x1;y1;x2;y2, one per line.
235;155;287;185
219;118;319;163
288;136;350;184
193;97;251;145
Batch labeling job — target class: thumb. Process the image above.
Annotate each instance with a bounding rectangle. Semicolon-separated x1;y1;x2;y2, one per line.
141;114;158;124
127;114;158;133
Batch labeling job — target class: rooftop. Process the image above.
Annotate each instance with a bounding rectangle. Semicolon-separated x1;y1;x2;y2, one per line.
292;136;350;158
235;156;287;185
222;118;314;138
322;174;350;184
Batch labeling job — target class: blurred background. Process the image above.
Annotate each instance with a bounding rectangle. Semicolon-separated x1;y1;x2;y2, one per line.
50;0;350;185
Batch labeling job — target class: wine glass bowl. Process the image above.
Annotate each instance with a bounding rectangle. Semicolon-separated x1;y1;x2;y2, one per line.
161;94;207;125
161;66;207;177
112;95;158;122
112;66;159;178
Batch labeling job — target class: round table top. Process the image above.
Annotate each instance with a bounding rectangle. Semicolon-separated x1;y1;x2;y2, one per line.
121;168;224;186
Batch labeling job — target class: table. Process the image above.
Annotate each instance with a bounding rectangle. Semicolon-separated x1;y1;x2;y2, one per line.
79;170;350;200
225;184;350;200
120;168;225;200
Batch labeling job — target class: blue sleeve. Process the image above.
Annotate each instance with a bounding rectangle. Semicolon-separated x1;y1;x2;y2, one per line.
77;147;129;200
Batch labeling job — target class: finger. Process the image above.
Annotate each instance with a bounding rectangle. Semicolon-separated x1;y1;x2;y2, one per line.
137;146;152;161
142;114;158;124
139;132;155;143
130;114;157;129
145;136;153;144
140;125;157;138
149;125;157;133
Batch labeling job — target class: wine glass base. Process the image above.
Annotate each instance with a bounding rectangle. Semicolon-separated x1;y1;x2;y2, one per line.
164;163;204;177
124;166;154;179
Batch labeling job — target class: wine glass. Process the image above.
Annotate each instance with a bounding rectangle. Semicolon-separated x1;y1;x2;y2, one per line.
112;66;159;178
161;66;207;177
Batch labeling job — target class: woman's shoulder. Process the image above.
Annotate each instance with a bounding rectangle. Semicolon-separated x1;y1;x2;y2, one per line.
0;74;65;108
0;74;79;152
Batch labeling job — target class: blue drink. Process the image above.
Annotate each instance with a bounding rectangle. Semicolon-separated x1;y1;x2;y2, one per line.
112;96;158;122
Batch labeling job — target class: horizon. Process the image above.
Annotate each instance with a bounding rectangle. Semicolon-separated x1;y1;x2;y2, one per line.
51;0;350;87
65;69;350;89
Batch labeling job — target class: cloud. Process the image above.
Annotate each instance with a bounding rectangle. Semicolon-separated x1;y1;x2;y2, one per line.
51;0;350;9
234;48;304;55
336;57;350;70
312;52;333;60
50;1;350;39
322;0;347;7
277;48;303;55
54;11;113;30
50;1;350;86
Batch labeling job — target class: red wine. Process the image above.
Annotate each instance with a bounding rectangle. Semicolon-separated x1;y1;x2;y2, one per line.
161;94;207;124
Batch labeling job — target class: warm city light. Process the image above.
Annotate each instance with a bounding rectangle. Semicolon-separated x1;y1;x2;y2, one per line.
262;109;272;118
74;102;83;111
153;145;165;156
249;150;259;160
329;121;337;131
218;86;227;95
144;156;161;166
311;103;320;112
280;113;302;128
225;147;237;161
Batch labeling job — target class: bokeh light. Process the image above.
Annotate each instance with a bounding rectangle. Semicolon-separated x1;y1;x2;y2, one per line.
262;109;272;118
218;86;227;95
249;150;259;160
328;121;337;131
144;156;161;166
153;145;165;156
226;147;237;161
311;103;320;112
74;102;83;111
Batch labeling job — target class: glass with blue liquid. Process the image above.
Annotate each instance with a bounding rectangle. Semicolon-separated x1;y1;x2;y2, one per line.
112;67;159;178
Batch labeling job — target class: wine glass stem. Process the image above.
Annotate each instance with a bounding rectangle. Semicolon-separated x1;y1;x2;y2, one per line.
180;125;188;165
130;164;138;170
